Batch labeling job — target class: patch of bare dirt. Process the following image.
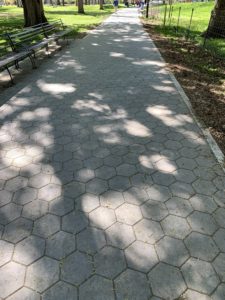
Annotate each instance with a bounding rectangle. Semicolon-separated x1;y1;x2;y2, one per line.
143;22;225;155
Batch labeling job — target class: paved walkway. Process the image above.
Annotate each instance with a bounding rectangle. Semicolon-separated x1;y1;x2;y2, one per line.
0;8;225;300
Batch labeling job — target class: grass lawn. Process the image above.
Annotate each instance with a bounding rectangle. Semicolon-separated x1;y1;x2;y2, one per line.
145;1;225;57
0;4;116;37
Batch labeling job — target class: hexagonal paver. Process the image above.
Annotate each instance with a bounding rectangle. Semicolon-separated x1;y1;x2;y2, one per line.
33;214;60;238
106;222;135;249
84;157;103;169
161;215;191;239
95;165;116;180
46;231;76;260
0;190;13;207
38;184;62;201
13;187;37;205
64;181;85;198
116;163;137;176
29;173;51;189
62;210;88;234
155;158;177;173
14;235;45;265
115;203;142;225
49;196;74;216
134;219;164;244
0;262;26;298
192;179;217;196
26;257;59;293
182;258;219;294
115;269;151;300
86;178;108;195
152;171;175;186
108;175;131;192
212;284;225;300
190;194;217;213
156;236;189;267
76;193;99;213
5;176;28;192
77;227;106;254
3;217;32;243
95;246;126;279
147;184;171;202
79;275;114;300
214;208;225;228
104;155;122;167
213;228;225;252
22;199;48;220
131;173;153;189
176;157;197;170
213;253;225;282
170;181;194;199
123;187;149;205
53;151;72;163
42;281;77;300
0;203;22;225
100;190;124;209
89;206;116;229
74;168;95;183
165;197;193;217
125;241;158;272
185;232;219;262
149;263;186;299
0;240;14;267
61;251;92;285
6;287;40;300
187;211;218;235
173;169;196;184
141;200;168;221
183;290;211;300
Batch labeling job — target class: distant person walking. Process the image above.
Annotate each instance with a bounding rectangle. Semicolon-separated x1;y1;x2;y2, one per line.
113;0;119;12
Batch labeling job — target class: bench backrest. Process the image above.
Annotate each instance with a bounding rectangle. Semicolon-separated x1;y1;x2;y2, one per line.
0;34;13;59
27;20;64;38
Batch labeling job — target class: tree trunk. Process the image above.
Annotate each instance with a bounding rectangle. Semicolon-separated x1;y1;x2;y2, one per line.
206;0;225;37
99;0;104;10
21;0;48;27
78;0;85;13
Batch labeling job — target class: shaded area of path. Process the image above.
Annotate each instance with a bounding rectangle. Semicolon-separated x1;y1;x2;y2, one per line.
0;8;225;300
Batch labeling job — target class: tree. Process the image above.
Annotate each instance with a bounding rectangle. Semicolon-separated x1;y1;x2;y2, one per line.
21;0;48;27
78;0;85;13
206;0;225;37
99;0;104;10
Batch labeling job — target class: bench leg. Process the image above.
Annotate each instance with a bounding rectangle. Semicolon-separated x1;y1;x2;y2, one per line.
5;67;14;85
15;60;20;70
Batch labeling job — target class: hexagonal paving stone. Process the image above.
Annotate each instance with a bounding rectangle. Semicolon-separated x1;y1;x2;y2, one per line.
185;232;219;262
214;208;225;228
106;222;135;249
181;258;219;294
116;163;137;177
183;290;211;300
123;187;149;205
104;155;122;167
149;263;186;300
74;168;95;183
141;200;168;221
22;199;48;220
38;184;62;201
165;197;193;217
156;236;189;267
214;190;225;207
176;157;197;170
212;284;225;300
64;181;85;198
115;269;151;300
53;151;73;163
26;257;59;293
79;275;114;300
89;206;116;229
147;184;171;202
13;235;45;265
0;240;14;267
108;175;131;192
5;176;28;192
33;214;60;238
3;217;32;243
29;173;51;189
131;173;153;190
0;203;22;225
152;171;175;186
173;169;196;184
42;281;77;300
115;203;142;225
169;181;194;199
77;227;106;254
125;241;158;272
187;211;218;235
100;190;124;209
155;158;177;173
6;287;40;300
62;210;88;234
161;215;191;239
213;176;225;191
61;251;92;285
0;190;13;207
213;253;225;282
76;193;99;213
49;196;74;216
84;157;103;169
190;194;217;213
86;178;108;195
95;165;116;180
13;187;37;205
192;179;217;196
46;231;76;260
134;219;164;244
0;262;26;298
95;246;126;279
213;228;225;252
